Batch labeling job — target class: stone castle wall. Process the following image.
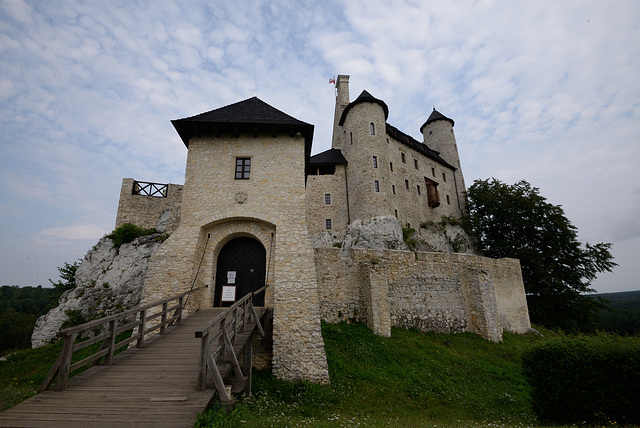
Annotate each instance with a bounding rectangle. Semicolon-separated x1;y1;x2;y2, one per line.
314;247;531;342
115;178;183;233
305;164;349;235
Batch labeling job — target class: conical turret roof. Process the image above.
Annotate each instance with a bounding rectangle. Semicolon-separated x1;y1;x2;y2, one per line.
338;90;389;126
420;108;454;133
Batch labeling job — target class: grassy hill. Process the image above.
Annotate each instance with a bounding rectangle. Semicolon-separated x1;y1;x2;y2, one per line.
595;290;640;336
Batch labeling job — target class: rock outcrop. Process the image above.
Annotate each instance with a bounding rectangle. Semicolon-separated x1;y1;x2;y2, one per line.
31;233;165;347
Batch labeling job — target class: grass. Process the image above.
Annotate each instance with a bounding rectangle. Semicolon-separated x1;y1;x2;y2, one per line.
196;322;569;427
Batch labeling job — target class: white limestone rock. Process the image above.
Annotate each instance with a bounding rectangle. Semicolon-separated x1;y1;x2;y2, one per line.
31;234;165;348
309;216;407;252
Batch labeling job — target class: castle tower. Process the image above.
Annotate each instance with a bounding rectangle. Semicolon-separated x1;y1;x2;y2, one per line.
420;109;467;212
332;75;350;148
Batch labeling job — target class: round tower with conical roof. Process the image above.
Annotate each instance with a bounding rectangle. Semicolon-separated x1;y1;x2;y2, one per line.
420;109;467;212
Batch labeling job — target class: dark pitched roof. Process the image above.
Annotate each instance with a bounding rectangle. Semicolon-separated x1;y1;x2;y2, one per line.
171;96;314;149
338;90;389;126
419;108;455;133
309;148;347;165
386;123;455;170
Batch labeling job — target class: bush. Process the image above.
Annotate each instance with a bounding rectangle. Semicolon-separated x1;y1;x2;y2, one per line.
522;333;640;425
107;223;158;248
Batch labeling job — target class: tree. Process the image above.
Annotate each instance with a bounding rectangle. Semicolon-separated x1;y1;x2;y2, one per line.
463;178;616;331
49;261;79;293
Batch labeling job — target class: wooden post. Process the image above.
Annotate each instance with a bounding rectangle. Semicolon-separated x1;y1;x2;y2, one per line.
231;308;238;345
56;332;77;391
218;318;226;363
177;296;184;324
197;332;209;391
160;302;168;335
243;336;253;396
105;320;117;366
242;301;248;333
137;309;146;348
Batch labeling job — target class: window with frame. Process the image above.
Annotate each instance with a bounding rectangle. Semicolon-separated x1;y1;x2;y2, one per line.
442;172;447;182
372;156;378;168
235;157;251;179
374;180;380;192
370;122;375;135
401;152;406;163
325;219;332;230
414;159;419;169
431;167;436;177
324;193;331;205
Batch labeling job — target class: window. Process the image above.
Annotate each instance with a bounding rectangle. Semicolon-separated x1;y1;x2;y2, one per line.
394;209;398;218
374;180;380;192
417;185;421;195
442;172;447;182
350;132;353;145
431;167;436;177
405;179;409;190
324;193;331;205
235;157;251;179
386;138;389;144
446;194;451;205
425;177;440;208
401;152;406;163
390;162;393;172
370;122;375;135
414;159;419;169
392;184;396;195
325;219;332;230
372;156;378;168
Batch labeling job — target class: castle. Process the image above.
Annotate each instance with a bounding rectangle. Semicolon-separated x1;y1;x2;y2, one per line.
115;75;531;384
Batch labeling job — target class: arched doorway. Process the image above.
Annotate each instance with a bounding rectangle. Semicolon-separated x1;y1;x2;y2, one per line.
214;237;266;307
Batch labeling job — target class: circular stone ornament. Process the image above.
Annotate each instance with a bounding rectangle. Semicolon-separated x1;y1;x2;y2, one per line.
235;192;247;203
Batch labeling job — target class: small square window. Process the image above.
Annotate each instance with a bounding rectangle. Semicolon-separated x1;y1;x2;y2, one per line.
414;159;418;169
373;156;378;168
235;158;251;179
324;193;331;205
374;180;380;192
325;219;332;230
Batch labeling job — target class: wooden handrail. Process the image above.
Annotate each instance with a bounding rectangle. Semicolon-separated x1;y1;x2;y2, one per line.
39;286;205;393
195;286;268;402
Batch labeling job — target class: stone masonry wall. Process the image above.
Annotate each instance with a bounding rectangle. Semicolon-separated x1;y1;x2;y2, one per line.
306;164;349;235
115;178;183;233
142;132;329;384
314;247;530;342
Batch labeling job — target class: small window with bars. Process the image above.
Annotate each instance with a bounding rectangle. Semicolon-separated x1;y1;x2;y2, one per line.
324;193;331;205
325;218;332;230
235;158;251;179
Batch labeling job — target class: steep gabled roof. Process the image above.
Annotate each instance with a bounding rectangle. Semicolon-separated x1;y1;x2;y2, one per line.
419;108;455;133
386;123;456;170
171;96;314;149
338;90;389;126
309;148;347;165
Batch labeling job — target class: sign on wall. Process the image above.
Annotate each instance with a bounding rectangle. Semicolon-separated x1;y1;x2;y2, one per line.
227;271;236;284
221;285;236;302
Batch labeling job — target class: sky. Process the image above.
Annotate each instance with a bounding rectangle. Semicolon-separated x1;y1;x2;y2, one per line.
0;0;638;294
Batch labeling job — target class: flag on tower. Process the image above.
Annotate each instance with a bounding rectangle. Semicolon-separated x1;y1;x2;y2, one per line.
329;76;335;84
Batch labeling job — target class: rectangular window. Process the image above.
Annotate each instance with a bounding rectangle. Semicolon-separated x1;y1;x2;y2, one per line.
414;159;419;169
325;219;332;230
324;193;331;205
431;167;436;177
405;179;409;190
442;172;447;182
372;156;378;168
446;194;451;205
374;180;380;192
401;152;406;163
392;184;396;195
390;162;393;172
235;157;251;179
394;209;398;218
417;185;421;195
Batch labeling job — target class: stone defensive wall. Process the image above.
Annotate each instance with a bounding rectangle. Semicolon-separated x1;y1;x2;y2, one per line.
314;247;531;342
115;178;183;233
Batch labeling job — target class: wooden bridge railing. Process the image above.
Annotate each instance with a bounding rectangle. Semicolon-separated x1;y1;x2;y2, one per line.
195;285;268;402
39;286;205;393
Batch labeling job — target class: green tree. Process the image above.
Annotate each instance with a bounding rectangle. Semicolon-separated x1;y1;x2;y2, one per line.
48;261;79;293
464;178;616;331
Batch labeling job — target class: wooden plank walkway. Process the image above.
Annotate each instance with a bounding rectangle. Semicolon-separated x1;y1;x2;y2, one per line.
0;308;235;428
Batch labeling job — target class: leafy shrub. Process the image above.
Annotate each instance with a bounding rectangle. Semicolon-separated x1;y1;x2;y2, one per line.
402;224;417;251
107;223;158;248
522;333;640;425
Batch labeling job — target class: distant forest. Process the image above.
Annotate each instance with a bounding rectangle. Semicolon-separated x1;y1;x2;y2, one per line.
0;286;638;356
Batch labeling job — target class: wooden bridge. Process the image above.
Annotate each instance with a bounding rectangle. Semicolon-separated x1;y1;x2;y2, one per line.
0;287;269;428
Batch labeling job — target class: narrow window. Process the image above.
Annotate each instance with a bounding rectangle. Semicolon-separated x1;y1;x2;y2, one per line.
394;209;398;218
386;138;389;144
431;167;436;177
401;152;406;163
414;159;419;169
390;162;393;172
374;180;380;192
446;194;451;205
405;179;409;190
324;193;331;205
350;132;353;145
372;156;378;168
235;157;251;179
392;184;396;195
370;122;375;135
325;219;332;230
417;185;421;195
442;172;447;182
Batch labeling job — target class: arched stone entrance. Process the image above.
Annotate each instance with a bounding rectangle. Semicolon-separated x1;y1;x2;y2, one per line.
214;236;266;307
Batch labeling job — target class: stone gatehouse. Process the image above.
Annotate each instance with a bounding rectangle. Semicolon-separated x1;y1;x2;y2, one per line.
115;76;531;383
